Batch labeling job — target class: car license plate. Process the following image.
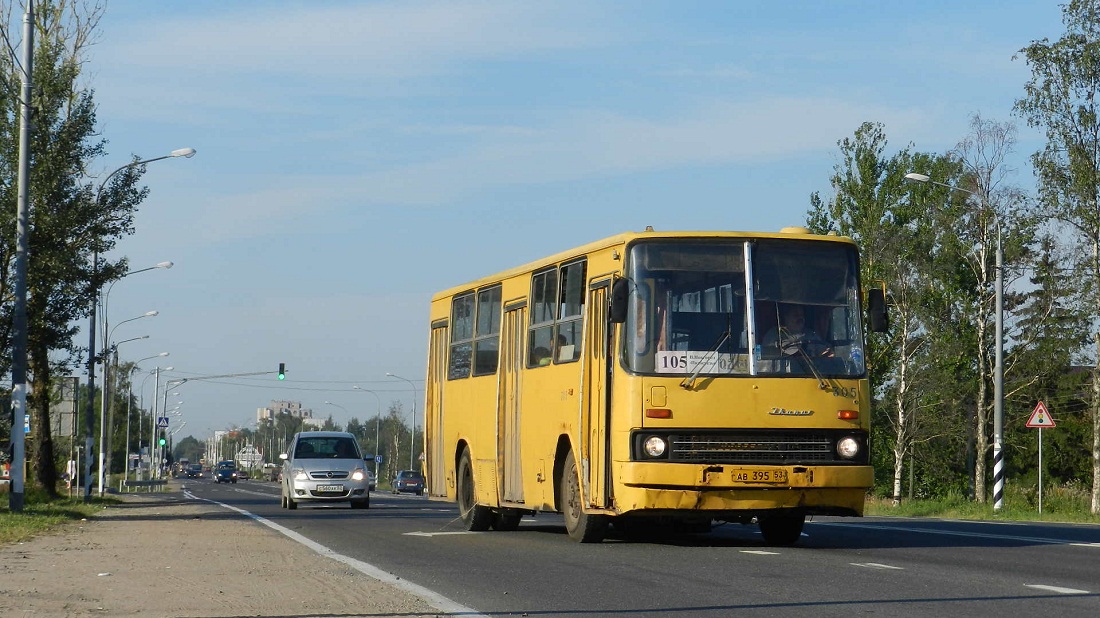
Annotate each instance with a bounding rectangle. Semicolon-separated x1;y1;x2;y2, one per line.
316;484;344;492
731;468;787;484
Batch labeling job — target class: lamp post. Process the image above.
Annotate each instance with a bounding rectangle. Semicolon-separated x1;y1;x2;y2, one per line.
139;366;171;479
905;171;1005;511
158;380;187;478
124;353;168;482
83;147;195;502
98;310;158;494
353;386;383;474
386;373;419;470
323;400;349;422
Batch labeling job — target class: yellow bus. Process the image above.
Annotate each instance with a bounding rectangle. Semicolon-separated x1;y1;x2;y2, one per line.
424;227;887;544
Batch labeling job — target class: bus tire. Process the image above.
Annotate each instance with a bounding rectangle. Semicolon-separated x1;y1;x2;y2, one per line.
457;448;492;531
758;512;805;545
561;449;608;543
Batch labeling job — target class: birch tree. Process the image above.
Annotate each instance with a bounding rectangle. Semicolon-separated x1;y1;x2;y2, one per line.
1015;0;1100;513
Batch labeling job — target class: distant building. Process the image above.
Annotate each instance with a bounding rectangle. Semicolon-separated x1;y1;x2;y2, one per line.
257;400;322;429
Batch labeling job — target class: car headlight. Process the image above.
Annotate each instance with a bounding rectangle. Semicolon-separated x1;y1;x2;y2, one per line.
293;469;308;481
351;469;365;481
836;436;860;460
643;435;667;458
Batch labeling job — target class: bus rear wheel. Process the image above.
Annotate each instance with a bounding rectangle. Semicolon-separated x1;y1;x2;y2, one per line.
560;449;608;543
457;448;492;531
758;512;805;545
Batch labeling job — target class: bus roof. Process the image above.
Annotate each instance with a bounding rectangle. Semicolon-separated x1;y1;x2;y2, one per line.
431;227;855;301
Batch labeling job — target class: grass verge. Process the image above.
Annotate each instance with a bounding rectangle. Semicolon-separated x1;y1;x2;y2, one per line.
0;485;116;545
865;483;1100;525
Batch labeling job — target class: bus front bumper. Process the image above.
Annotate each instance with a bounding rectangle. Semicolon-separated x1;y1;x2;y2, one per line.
613;462;873;516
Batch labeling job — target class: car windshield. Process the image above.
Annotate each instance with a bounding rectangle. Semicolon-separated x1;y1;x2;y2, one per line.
295;437;360;459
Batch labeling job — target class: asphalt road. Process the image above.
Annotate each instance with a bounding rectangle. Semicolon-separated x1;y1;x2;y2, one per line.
183;478;1100;618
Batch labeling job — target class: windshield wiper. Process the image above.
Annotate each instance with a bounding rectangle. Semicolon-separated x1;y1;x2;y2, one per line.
680;330;731;390
789;340;831;390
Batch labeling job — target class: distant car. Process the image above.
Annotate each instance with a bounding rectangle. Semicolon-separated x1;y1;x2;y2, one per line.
185;464;204;479
279;431;371;510
214;465;238;484
236;468;250;480
391;470;424;495
367;470;376;492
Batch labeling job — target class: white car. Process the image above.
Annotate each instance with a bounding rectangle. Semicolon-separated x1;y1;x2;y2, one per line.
279;431;371;510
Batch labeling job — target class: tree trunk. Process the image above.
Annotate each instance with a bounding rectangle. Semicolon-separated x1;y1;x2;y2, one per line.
29;339;59;497
974;302;989;503
1092;333;1100;515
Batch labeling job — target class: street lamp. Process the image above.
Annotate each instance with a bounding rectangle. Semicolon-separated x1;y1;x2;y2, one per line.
124;353;169;482
323;400;349;420
385;373;419;469
905;171;1005;511
353;386;383;474
83;147;195;501
97;310;158;494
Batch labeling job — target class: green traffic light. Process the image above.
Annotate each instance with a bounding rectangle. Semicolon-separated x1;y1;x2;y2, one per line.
278;362;286;380
158;438;166;446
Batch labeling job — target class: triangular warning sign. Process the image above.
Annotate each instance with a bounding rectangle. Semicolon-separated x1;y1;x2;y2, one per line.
1026;400;1056;428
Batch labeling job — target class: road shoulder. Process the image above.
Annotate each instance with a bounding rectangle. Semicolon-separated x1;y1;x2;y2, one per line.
0;490;440;617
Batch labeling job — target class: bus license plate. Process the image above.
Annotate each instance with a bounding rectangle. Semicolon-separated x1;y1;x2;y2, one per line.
731;469;787;484
317;484;344;492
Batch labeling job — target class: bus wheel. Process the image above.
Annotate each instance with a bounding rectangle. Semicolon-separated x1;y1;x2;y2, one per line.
492;510;523;531
457;448;492;531
758;512;805;545
561;450;608;543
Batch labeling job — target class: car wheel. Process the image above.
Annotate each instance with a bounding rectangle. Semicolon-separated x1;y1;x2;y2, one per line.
287;494;297;510
351;496;370;509
561;448;608;543
232;479;237;484
457;447;493;531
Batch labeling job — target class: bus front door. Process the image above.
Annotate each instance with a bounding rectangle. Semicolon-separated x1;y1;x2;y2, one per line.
584;282;612;508
498;304;525;504
426;324;448;497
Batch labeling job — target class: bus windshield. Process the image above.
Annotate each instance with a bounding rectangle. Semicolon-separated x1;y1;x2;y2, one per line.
622;238;866;378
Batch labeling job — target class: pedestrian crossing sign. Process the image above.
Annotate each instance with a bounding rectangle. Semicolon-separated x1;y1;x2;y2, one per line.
1026;401;1055;428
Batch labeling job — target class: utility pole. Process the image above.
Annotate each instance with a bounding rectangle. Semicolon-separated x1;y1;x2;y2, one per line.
9;0;34;512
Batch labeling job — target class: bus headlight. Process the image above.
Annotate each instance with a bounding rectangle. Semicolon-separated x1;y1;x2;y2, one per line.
643;436;667;458
836;436;860;460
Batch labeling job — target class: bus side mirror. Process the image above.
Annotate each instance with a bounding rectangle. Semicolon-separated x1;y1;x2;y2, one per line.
609;279;629;324
867;287;888;333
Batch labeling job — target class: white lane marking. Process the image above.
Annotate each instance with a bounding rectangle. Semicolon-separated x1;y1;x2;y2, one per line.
182;490;488;618
406;531;476;537
851;562;905;570
740;550;780;555
816;521;1094;547
1071;542;1100;548
1025;584;1090;595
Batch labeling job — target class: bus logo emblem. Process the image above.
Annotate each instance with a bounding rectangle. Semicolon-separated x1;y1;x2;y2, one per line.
769;408;814;416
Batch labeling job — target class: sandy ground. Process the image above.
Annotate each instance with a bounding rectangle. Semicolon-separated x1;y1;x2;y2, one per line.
0;489;444;618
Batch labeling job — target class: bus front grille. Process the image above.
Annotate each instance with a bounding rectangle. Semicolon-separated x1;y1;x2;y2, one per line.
669;432;834;464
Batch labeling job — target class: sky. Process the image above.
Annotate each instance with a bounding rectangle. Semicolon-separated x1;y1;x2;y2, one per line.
66;0;1066;443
